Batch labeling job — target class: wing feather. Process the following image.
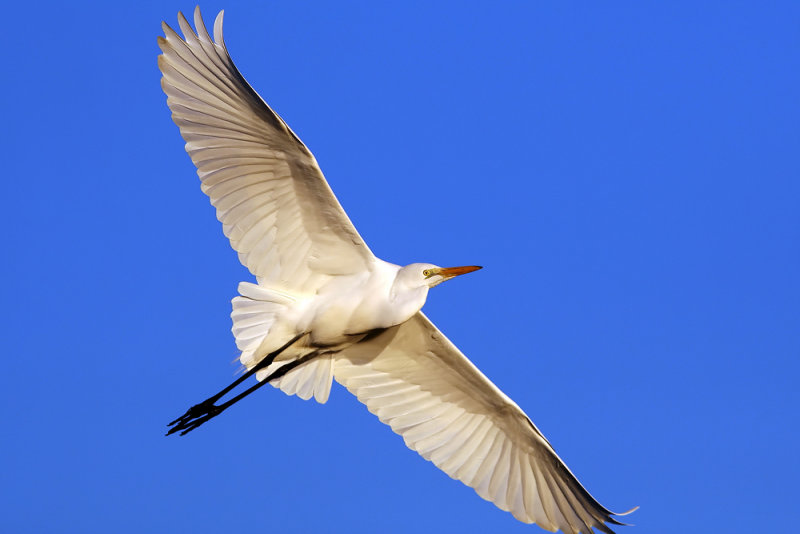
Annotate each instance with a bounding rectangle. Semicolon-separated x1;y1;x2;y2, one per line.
435;414;484;472
520;456;553;528
488;436;513;507
507;451;527;522
159;8;374;292
453;419;498;484
439;416;490;477
427;411;475;464
472;429;506;502
334;312;629;533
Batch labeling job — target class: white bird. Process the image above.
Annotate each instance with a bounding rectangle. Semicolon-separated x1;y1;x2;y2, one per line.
158;8;634;533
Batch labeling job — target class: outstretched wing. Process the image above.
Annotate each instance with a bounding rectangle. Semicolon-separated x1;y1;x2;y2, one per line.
334;313;633;533
158;8;374;293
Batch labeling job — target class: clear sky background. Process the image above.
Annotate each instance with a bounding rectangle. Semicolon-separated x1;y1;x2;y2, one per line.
2;2;798;533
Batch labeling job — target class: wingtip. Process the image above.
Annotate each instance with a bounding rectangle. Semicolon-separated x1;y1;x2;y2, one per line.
618;505;639;516
177;10;192;34
213;9;225;44
174;10;184;26
606;505;639;527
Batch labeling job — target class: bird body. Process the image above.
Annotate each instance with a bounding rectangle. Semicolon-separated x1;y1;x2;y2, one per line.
234;261;474;401
299;260;428;341
159;8;634;533
237;260;420;361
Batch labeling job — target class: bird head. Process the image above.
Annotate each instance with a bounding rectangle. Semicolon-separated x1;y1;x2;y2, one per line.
405;263;483;288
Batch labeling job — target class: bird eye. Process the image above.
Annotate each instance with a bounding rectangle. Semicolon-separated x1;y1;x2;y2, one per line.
423;269;430;277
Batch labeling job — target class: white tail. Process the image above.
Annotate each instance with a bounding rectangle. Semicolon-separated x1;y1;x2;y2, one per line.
231;282;294;361
231;282;334;403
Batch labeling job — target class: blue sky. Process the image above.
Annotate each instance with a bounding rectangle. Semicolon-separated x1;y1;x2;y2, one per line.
2;2;798;532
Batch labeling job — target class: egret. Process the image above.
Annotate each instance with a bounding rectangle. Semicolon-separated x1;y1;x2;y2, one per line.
158;8;634;533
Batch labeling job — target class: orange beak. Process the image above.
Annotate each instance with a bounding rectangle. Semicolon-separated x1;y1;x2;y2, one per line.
438;265;483;278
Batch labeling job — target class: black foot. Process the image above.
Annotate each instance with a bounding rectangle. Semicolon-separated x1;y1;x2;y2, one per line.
166;399;224;436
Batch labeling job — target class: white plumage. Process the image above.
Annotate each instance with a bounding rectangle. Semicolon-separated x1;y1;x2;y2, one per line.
158;8;633;533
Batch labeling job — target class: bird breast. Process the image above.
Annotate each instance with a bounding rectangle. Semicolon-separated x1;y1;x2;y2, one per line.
301;260;428;347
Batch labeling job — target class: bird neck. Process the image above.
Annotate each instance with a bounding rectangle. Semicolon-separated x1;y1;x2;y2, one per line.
388;278;429;325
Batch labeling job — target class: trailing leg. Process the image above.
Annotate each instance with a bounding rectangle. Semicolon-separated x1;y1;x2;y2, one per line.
166;333;305;436
169;352;319;436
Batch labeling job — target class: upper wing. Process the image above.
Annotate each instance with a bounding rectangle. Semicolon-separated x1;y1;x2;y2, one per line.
158;8;374;293
334;312;632;534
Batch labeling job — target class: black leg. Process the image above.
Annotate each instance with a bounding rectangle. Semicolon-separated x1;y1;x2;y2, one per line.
166;333;306;436
169;353;317;435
